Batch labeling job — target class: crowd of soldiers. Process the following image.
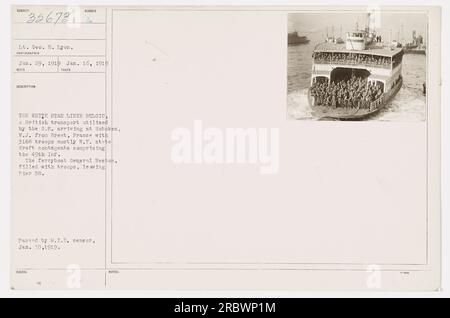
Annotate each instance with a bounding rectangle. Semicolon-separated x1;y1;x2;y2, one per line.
310;76;384;109
313;52;392;68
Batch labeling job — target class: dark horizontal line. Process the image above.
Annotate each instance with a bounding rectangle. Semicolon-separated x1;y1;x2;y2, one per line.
13;72;106;74
14;55;106;57
111;261;428;266
13;22;106;25
15;268;431;272
13;38;106;41
110;8;429;13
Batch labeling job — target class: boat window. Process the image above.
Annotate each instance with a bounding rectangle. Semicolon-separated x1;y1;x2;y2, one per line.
392;51;403;69
313;76;329;84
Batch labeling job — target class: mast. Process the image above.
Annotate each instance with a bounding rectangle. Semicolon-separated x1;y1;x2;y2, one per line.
366;12;370;33
401;24;404;42
389;29;392;49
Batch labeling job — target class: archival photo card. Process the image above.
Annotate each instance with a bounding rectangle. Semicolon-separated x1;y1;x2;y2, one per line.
10;5;441;291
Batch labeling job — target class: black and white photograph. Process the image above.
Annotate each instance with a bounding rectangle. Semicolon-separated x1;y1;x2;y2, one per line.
287;11;428;121
2;0;447;300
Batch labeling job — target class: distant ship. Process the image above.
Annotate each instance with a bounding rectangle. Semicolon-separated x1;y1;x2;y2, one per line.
404;45;426;55
307;13;403;120
404;43;418;50
288;31;310;45
403;31;426;55
404;42;426;55
326;26;345;44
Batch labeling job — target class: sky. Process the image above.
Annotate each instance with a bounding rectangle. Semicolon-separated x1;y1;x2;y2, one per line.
288;12;427;44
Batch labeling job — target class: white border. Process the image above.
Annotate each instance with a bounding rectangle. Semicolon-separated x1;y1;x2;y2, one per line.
1;0;448;298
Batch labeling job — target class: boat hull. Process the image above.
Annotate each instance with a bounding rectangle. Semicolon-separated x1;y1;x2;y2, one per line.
404;49;426;55
288;39;310;45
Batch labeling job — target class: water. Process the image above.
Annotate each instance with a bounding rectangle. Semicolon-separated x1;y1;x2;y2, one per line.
287;33;427;121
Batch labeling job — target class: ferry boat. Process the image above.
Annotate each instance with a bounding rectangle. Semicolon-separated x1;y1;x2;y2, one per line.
308;18;404;120
288;31;310;45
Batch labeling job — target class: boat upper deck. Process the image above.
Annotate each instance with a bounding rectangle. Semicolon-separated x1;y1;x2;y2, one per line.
314;42;403;57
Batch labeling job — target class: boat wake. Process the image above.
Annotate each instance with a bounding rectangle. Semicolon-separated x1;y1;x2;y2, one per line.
375;86;426;121
287;88;314;120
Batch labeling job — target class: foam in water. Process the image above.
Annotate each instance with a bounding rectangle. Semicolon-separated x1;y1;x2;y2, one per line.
287;89;313;120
